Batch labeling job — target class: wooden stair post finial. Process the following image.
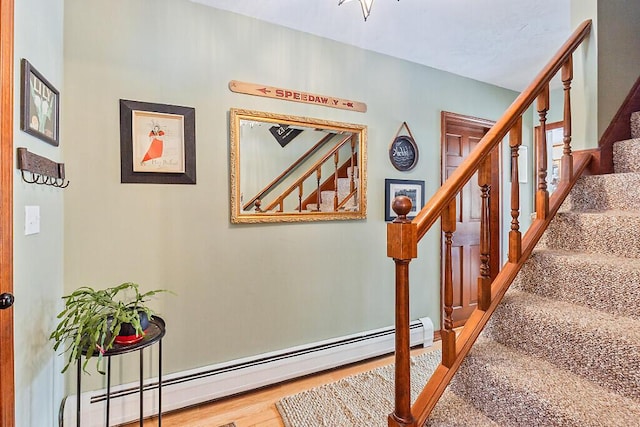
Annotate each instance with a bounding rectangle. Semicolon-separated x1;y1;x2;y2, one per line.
387;196;417;427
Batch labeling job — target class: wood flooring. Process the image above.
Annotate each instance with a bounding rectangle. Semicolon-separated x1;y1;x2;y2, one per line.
122;342;440;427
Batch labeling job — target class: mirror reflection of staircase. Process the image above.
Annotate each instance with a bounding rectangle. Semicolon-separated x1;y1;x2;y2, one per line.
426;111;640;426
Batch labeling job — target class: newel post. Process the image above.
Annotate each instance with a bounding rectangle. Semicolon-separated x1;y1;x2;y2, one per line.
387;196;417;427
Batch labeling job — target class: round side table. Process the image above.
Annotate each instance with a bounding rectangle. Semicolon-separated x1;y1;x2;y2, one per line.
76;316;166;427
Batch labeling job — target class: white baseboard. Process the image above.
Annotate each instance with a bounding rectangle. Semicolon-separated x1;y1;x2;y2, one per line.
61;318;434;426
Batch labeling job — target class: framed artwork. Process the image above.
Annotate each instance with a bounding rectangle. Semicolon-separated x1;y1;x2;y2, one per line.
120;99;196;184
20;59;60;146
389;122;419;171
385;178;425;221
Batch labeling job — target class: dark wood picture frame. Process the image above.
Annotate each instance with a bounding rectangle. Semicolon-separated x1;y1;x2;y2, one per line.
20;58;60;146
385;178;425;221
120;99;196;184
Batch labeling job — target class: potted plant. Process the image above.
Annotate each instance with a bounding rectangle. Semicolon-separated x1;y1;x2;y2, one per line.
50;282;168;374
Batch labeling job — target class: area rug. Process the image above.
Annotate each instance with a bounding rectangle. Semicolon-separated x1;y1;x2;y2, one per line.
276;349;441;427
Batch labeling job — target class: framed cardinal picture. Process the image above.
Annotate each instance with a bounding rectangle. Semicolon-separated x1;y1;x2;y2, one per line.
119;99;196;184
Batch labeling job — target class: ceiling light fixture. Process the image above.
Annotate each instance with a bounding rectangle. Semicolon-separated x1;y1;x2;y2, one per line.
338;0;375;21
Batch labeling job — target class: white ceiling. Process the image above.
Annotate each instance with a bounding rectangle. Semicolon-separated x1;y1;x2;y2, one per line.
190;0;571;91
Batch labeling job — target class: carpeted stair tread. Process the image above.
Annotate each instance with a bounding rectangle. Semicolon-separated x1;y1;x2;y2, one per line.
540;209;640;257
450;338;640;427
512;249;640;319
483;289;640;400
563;172;640;211
425;391;499;427
613;138;640;173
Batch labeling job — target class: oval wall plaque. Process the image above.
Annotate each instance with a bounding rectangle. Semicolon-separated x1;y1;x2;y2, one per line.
389;135;418;171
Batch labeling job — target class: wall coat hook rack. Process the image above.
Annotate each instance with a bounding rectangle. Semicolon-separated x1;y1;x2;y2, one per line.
17;147;69;188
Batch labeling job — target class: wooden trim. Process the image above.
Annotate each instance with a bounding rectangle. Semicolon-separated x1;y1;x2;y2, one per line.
597;74;640;174
0;0;14;424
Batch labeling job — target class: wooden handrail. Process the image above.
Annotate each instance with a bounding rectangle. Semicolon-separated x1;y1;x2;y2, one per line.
412;19;592;240
242;133;335;211
388;19;593;427
263;134;353;212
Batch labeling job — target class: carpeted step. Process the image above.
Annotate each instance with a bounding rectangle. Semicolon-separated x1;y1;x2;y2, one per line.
613;138;640;173
426;391;499;427
483;289;640;401
562;172;640;211
512;249;640;320
539;209;640;258
449;338;640;427
631;111;640;139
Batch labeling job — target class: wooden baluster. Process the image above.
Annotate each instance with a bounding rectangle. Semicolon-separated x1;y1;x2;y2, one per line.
350;137;356;193
478;157;491;311
442;199;456;368
536;85;550;219
315;168;322;211
509;117;523;263
333;152;339;211
387;196;417;427
298;184;303;212
562;55;574;182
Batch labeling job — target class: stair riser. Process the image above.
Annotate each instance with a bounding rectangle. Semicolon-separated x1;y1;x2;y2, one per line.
631;111;640;139
540;212;640;257
513;251;640;320
484;294;640;401
563;173;640;211
613;138;640;173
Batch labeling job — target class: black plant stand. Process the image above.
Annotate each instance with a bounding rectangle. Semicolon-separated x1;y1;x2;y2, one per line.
76;317;166;427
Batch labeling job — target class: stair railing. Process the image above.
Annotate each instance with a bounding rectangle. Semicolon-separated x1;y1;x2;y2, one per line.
242;133;336;211
261;134;354;212
387;19;593;427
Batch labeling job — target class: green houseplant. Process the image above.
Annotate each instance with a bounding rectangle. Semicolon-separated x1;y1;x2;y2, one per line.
50;282;168;374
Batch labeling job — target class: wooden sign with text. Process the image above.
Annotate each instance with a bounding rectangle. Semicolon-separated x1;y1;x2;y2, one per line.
228;80;367;113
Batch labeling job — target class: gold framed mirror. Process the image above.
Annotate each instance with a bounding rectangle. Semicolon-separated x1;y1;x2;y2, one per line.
230;108;367;223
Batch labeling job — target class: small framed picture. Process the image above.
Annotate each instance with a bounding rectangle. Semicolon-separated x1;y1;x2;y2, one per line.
120;99;196;184
385;178;425;221
20;59;60;146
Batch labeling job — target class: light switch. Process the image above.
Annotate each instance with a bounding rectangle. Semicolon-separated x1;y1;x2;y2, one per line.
25;205;40;235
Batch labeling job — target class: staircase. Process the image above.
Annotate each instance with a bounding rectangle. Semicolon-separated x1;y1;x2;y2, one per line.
426;113;640;426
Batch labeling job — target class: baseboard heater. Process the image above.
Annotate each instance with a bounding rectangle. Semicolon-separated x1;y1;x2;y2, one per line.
61;317;434;426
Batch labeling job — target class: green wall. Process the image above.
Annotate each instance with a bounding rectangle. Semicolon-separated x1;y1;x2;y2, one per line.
13;0;65;425
597;0;640;137
62;0;519;391
570;0;640;148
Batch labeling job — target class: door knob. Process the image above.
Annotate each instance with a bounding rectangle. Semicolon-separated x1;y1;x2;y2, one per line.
0;292;14;309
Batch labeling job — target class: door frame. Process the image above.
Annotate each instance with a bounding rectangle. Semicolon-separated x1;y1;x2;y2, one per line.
0;0;15;424
440;111;501;329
